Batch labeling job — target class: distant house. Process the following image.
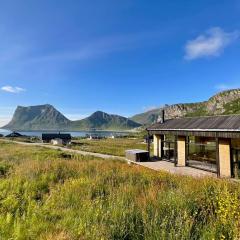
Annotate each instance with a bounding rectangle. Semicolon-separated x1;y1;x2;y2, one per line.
5;131;23;138
88;134;104;140
42;133;71;145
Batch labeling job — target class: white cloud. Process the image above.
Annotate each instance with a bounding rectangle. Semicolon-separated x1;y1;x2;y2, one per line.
142;106;158;112
65;114;89;121
0;116;11;127
215;83;240;91
142;104;166;112
1;85;26;93
30;30;164;63
0;106;15;127
184;27;239;60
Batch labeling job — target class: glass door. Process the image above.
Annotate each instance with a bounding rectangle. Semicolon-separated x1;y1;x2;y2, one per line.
186;139;217;173
163;141;175;162
231;149;240;179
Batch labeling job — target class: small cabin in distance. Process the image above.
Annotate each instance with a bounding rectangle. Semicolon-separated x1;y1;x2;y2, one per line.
42;133;71;145
87;134;104;140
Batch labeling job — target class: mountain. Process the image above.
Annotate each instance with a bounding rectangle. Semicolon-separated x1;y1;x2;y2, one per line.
3;105;141;131
3;104;71;130
4;88;240;131
70;111;141;130
131;89;240;125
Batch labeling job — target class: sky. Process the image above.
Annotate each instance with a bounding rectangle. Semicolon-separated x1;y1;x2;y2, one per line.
0;0;240;126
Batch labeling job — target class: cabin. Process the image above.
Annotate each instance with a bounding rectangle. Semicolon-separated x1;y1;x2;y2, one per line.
147;111;240;179
88;134;104;140
42;133;71;145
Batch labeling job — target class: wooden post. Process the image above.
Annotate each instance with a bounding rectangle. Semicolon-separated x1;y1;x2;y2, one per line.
218;138;231;178
174;135;177;166
177;136;186;167
147;132;151;160
160;135;164;159
185;136;189;166
216;137;220;177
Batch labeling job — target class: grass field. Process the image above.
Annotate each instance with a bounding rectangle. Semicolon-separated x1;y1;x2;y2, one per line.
0;136;41;143
70;138;151;156
0;141;240;239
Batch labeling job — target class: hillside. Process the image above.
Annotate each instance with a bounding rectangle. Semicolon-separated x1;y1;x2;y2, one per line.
3;105;141;131
131;88;240;125
4;89;240;130
3;104;71;130
70;111;141;130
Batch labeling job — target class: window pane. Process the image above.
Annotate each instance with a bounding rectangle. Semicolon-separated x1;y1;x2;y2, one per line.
187;139;217;172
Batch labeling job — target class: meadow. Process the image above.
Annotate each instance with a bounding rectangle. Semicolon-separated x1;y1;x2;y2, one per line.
0;141;240;239
70;138;150;156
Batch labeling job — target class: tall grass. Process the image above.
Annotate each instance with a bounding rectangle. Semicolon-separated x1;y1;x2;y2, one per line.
0;142;239;239
70;138;151;156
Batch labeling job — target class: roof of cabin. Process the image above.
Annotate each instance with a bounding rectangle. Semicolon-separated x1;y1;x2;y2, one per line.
42;133;71;140
147;115;240;132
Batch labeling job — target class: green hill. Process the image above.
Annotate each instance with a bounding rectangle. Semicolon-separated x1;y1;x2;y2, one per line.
3;105;141;131
70;111;141;130
3;104;71;130
131;88;240;125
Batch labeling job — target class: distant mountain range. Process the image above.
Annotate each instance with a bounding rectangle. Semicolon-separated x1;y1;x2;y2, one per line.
3;88;240;131
3;104;141;131
130;88;240;125
70;111;140;130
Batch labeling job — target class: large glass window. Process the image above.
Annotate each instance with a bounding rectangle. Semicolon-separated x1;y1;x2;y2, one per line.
231;149;240;179
163;141;175;161
187;137;217;172
231;139;240;179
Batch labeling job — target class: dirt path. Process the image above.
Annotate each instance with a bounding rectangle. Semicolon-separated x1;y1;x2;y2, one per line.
0;139;216;178
0;139;126;160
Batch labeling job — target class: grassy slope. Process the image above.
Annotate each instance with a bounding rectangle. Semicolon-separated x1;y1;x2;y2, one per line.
70;138;150;156
223;99;240;114
0;142;240;239
184;103;209;117
131;89;240;125
70;113;141;131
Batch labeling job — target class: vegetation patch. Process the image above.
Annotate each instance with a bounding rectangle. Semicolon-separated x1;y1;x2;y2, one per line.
223;99;240;114
70;138;151;156
0;142;240;239
184;104;209;117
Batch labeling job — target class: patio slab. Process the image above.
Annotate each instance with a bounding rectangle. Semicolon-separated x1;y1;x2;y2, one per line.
129;160;216;178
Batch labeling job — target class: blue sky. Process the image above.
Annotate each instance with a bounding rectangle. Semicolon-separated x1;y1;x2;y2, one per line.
1;0;240;126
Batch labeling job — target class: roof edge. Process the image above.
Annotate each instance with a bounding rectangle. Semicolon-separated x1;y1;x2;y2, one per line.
147;128;240;132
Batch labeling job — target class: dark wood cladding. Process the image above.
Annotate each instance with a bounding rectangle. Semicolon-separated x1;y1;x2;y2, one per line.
148;130;240;139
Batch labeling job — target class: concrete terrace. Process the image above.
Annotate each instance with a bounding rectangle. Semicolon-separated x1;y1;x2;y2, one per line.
130;160;216;178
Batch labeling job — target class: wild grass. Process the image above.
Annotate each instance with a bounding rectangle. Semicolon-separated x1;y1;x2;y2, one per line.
70;138;151;156
2;136;41;143
0;141;240;239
